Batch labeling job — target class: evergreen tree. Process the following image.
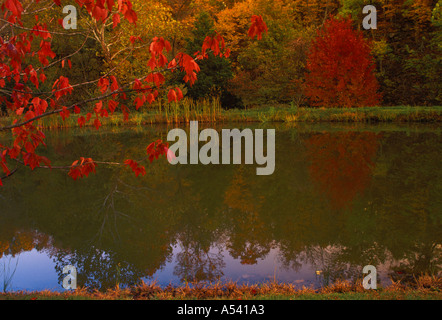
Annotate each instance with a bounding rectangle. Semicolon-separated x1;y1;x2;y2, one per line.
183;12;236;107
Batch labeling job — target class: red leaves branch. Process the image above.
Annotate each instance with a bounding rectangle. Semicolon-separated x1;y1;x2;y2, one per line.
67;139;171;180
248;15;268;40
124;159;145;177
0;0;266;185
146;139;169;163
68;157;97;180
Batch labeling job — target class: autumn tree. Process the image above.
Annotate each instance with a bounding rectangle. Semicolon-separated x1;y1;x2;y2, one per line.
290;0;340;27
217;0;314;107
0;0;267;186
339;0;441;105
179;11;233;104
304;16;381;108
108;0;183;82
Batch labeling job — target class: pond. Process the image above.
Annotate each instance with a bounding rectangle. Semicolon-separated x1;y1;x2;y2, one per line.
0;122;441;292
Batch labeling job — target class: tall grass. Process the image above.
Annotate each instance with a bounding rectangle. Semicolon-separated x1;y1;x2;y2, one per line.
24;97;225;130
151;96;223;124
1;104;440;131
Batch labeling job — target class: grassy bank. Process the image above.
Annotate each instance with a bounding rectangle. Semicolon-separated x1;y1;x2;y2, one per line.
1;275;441;300
1;101;441;130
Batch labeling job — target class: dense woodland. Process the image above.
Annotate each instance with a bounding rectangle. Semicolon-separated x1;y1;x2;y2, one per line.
1;0;440;113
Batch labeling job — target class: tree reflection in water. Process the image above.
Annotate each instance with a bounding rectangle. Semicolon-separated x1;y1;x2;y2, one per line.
0;125;440;290
305;131;380;209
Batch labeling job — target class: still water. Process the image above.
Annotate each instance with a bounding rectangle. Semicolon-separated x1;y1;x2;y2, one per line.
0;122;441;292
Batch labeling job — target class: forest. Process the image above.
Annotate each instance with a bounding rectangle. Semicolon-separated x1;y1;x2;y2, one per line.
1;0;440;117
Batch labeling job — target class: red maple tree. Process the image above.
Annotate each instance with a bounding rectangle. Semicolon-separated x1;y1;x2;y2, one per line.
0;1;267;185
304;16;381;108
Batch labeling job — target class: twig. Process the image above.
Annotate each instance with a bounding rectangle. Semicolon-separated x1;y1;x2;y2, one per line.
0;168;18;180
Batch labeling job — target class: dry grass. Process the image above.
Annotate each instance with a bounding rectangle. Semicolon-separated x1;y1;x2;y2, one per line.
1;275;441;300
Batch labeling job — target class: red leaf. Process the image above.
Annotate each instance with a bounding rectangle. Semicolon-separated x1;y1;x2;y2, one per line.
248;15;268;40
175;87;183;100
146;93;155;104
78;116;86;128
110;75;119;92
5;0;23;18
93;118;101;130
108;100;118;114
52;76;73;99
94;101;103;113
39;72;47;84
147;56;157;70
134;96;145;110
59;106;70;121
167;89;177;103
1;160;10;176
98;77;109;94
112;13;120;28
124;8;137;24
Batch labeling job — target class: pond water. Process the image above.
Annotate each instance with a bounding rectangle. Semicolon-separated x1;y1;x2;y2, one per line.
0;122;441;292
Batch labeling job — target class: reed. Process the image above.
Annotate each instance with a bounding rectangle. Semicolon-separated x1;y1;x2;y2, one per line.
0;105;440;131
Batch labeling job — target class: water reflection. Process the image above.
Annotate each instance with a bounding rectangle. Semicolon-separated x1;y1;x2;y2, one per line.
0;255;19;292
0;124;440;291
305;132;380;209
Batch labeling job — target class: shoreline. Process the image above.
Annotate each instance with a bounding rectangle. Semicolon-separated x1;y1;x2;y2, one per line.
1;105;441;131
1;277;441;300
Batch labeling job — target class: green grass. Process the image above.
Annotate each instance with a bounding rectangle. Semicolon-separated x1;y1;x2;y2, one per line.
1;104;441;131
248;105;442;123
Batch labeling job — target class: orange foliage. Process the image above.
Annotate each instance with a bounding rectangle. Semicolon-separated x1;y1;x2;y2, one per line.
0;241;10;258
0;230;50;258
290;0;340;26
215;0;255;61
